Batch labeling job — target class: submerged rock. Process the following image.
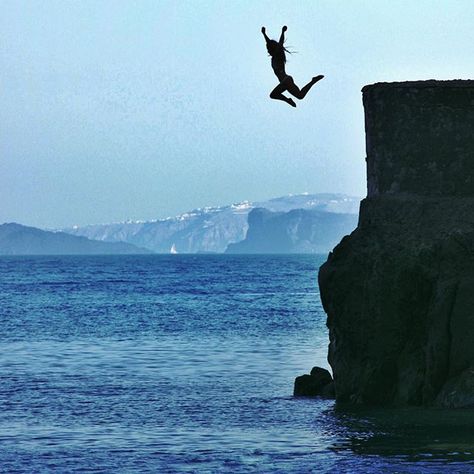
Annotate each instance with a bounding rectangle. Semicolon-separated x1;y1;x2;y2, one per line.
294;366;335;398
319;80;474;407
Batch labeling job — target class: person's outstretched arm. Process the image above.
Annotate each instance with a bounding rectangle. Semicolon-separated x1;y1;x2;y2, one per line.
279;25;287;45
261;26;271;44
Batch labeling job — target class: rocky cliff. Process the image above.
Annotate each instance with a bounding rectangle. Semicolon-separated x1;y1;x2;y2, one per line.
226;208;358;254
63;194;359;254
319;80;474;407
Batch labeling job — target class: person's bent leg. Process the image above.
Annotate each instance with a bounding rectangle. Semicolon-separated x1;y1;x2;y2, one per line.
286;79;304;100
288;75;324;100
270;84;296;107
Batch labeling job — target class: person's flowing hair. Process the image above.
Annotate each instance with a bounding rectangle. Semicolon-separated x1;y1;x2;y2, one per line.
266;39;291;64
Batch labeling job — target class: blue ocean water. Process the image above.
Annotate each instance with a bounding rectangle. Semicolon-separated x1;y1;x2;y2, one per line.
1;254;474;473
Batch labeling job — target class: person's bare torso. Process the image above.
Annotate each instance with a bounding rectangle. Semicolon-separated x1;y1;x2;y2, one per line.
271;57;288;82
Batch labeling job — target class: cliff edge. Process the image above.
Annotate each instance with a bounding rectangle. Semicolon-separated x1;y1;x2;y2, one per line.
319;80;474;407
226;208;358;254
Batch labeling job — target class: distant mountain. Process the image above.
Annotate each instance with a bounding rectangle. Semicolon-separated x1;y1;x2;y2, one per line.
0;223;152;255
226;208;358;254
62;194;360;254
256;193;360;214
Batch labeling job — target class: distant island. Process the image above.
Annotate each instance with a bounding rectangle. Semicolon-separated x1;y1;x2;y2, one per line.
62;193;360;254
0;223;151;255
0;194;360;255
226;208;358;254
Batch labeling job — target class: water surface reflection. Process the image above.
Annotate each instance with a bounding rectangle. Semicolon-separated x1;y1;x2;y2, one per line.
322;404;474;471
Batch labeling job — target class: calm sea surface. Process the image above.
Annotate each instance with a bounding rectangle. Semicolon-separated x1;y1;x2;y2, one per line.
1;255;474;473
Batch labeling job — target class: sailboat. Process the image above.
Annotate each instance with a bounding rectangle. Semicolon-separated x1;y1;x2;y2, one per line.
170;243;178;254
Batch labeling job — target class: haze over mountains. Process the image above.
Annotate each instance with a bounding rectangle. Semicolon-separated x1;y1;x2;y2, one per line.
62;194;360;254
0;223;150;255
227;208;358;254
0;194;360;255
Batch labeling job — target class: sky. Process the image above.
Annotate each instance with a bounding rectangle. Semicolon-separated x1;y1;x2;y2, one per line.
1;0;473;228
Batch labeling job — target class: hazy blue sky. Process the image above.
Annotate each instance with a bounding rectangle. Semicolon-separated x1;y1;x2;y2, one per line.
2;0;473;227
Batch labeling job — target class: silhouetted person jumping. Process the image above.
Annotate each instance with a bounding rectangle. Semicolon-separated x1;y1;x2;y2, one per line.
261;25;324;107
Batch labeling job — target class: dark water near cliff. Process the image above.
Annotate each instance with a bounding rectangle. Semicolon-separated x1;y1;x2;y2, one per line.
1;255;474;473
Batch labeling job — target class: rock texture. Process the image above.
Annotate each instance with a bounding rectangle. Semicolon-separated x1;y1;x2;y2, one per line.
319;80;474;407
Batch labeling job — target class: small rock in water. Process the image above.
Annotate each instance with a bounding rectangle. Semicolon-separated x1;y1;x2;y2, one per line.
294;366;335;398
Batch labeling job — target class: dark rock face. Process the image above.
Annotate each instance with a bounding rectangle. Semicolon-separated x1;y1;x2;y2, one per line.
294;367;335;398
364;80;474;197
319;80;474;407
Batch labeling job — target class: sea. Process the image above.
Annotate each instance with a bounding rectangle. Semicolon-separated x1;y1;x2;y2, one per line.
1;254;474;473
